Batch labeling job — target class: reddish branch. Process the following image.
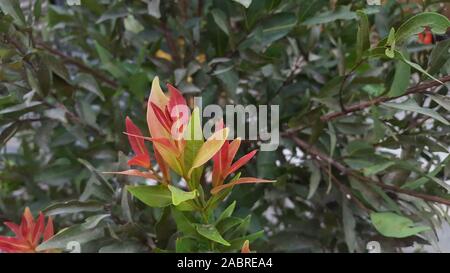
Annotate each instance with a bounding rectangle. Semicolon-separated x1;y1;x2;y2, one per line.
320;74;450;122
35;41;119;89
283;133;450;207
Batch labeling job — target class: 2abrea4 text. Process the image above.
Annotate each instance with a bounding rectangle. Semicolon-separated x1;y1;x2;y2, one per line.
221;257;272;268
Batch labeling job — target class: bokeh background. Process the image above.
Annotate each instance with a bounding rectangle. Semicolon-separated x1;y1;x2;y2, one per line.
1;0;450;252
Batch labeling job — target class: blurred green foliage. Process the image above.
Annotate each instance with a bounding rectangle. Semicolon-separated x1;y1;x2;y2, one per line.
1;0;450;252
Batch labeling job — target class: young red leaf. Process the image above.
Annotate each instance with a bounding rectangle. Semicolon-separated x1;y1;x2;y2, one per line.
43;217;54;242
154;148;171;183
167;84;187;114
226;150;258;176
150;102;172;133
0;207;55;253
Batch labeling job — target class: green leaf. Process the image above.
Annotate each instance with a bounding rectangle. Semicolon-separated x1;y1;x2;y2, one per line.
382;99;449;125
402;154;450;190
216;201;236;224
306;162;321;199
394;50;441;84
395;12;450;44
387;59;411;97
171;207;197;235
343;199;357;252
124;15;144;34
94;41;127;79
370;212;430;238
356;10;370;62
36;215;108;251
429;94;450;112
302;6;356;26
0;121;21;147
0;0;26;26
195;224;231;246
33;0;42;22
168;185;198;206
244;13;296;48
43;200;104;216
78;159;114;194
128;72;149;101
363;161;396;176
216;217;242;234
428;39;450;75
127;185;172;208
385;28;396;58
221;230;264;251
232;0;252;8
176;237;198;252
211;9;230;36
0;102;43;118
183;107;204;188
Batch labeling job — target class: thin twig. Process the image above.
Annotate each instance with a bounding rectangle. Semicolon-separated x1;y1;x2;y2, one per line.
320;74;450;122
35;41;119;89
284;133;450;206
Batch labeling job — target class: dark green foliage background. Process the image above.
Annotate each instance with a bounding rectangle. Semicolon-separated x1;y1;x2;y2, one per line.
1;0;450;252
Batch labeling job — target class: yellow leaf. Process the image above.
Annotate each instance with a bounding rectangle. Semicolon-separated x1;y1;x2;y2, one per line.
188;128;229;177
196;54;206;64
155;50;173;62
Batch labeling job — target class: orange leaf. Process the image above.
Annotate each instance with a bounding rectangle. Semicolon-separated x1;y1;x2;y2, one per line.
211;177;276;195
241;240;251;253
103;169;158;180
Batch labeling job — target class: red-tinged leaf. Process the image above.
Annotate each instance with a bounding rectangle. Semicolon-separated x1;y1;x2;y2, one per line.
103;169;158;180
151;102;172;133
154;147;170;183
167;84;187;112
241;240;251;253
0;237;31;252
212;158;222;187
4;222;22;238
31;213;45;246
226;150;258;176
147;77;170;139
123;132;180;155
220;141;230;171
227;138;241;167
43;217;54;241
151;138;180;155
0;207;55;253
126;117;150;157
212;140;229;187
127;154;151;168
21;208;34;242
211;177;276;195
